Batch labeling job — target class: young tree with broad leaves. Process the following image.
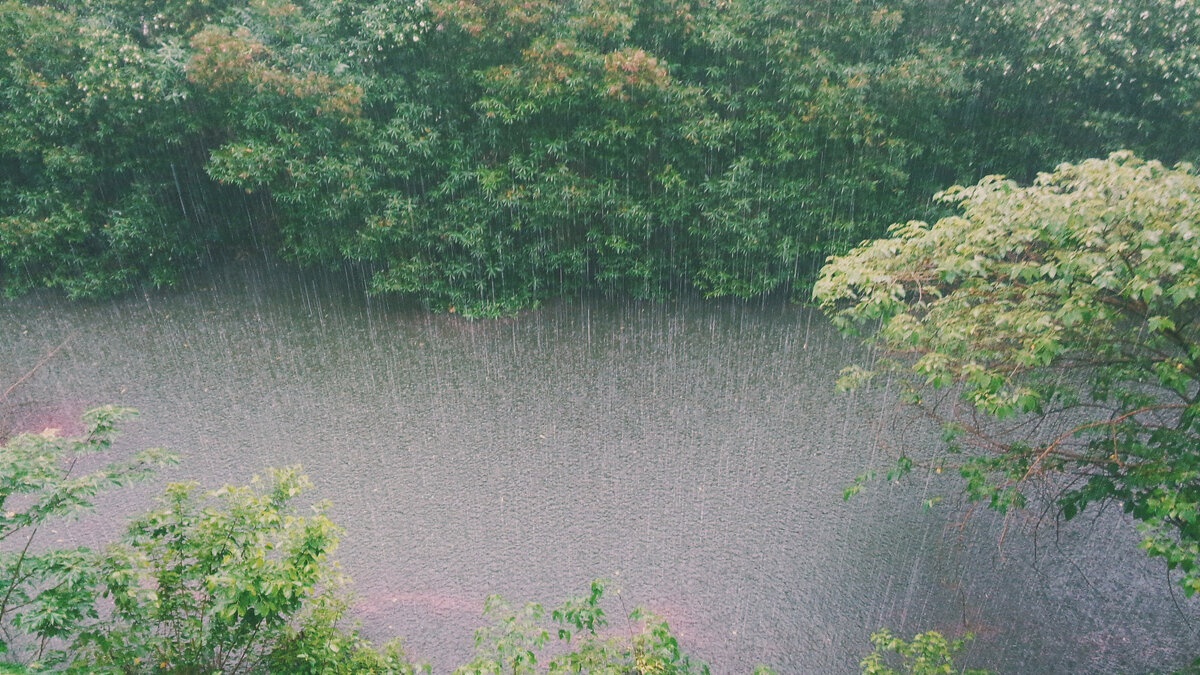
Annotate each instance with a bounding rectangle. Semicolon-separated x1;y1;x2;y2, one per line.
816;152;1200;593
0;407;175;667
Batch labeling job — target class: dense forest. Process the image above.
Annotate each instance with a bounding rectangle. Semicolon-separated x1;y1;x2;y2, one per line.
2;0;1197;314
3;0;1200;672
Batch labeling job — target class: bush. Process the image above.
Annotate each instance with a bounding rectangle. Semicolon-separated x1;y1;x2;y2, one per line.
0;406;174;667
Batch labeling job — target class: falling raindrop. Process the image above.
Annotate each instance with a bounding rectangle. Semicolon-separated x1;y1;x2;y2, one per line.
0;263;1194;672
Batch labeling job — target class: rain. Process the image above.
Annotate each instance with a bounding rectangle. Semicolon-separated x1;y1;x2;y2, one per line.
2;261;1196;672
2;0;1199;671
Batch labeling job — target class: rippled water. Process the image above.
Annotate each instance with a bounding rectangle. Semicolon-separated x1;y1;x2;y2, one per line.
2;261;1196;672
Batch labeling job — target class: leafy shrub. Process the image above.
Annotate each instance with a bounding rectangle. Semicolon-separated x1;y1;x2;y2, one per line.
0;406;174;667
73;466;416;674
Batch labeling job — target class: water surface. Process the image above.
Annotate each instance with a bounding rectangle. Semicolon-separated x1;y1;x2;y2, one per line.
2;261;1196;672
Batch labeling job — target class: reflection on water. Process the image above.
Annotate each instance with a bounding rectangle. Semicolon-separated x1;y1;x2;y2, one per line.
2;260;1196;672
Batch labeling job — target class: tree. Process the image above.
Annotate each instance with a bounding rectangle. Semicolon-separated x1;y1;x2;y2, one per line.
0;397;703;672
0;406;175;667
5;0;1200;313
942;0;1200;179
815;152;1200;593
0;2;213;298
860;629;989;675
72;466;417;674
0;365;712;673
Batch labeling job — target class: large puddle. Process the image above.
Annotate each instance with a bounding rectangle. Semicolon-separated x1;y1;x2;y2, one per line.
2;260;1196;672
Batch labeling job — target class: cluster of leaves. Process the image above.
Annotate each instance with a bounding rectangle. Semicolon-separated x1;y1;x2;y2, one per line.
2;0;1197;313
0;408;418;673
0;3;209;298
944;0;1200;178
453;579;721;674
73;467;380;673
816;153;1200;594
860;629;989;675
0;406;175;665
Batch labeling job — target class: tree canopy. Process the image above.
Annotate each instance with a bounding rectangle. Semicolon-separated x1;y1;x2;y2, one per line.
2;0;1198;313
816;152;1200;593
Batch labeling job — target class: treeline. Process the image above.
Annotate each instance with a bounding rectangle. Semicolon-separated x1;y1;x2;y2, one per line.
1;0;1197;314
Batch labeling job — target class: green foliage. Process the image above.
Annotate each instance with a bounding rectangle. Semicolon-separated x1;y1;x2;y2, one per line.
264;595;422;675
0;2;218;298
943;0;1200;178
71;466;414;673
454;579;710;674
6;0;1196;312
816;152;1200;594
0;377;726;673
348;0;972;312
0;406;175;666
860;628;989;675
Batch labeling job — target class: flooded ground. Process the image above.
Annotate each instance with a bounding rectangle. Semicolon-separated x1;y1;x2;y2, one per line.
2;260;1196;672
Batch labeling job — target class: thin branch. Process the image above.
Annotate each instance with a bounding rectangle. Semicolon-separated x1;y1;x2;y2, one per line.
0;522;43;624
1;336;73;403
1018;404;1187;484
